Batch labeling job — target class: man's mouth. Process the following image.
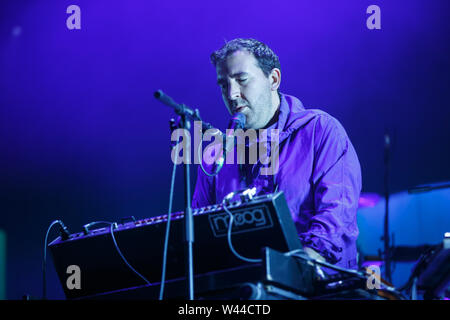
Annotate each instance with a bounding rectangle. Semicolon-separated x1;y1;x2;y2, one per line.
234;105;247;113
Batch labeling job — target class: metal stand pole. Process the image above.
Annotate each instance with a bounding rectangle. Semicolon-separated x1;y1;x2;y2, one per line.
181;115;194;300
383;132;392;283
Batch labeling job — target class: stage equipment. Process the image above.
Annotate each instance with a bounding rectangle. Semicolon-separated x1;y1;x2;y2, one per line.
49;191;303;299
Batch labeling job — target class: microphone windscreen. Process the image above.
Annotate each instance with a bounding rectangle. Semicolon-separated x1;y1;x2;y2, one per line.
231;112;246;128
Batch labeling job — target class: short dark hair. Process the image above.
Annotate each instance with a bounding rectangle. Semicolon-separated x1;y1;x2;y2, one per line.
210;38;281;78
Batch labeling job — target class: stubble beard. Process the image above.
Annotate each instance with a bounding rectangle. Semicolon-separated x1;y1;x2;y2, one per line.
245;90;274;130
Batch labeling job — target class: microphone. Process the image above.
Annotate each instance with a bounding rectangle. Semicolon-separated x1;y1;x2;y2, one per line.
225;112;246;149
154;90;196;119
154;89;215;131
228;112;246;131
216;113;246;166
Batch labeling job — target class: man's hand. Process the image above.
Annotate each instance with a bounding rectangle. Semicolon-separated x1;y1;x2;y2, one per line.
304;247;328;279
304;247;326;262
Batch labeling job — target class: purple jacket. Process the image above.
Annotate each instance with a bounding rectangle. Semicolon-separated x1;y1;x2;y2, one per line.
192;93;362;269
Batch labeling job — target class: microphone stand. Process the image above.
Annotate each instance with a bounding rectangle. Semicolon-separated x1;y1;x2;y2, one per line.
180;114;194;301
154;90;210;300
383;132;392;283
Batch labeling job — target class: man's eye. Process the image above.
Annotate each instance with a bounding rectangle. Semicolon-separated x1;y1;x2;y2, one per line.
238;78;248;83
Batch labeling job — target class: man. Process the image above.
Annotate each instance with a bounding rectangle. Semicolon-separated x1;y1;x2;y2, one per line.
192;38;362;270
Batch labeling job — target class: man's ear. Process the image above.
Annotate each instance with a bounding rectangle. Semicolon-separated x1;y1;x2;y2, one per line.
270;68;281;91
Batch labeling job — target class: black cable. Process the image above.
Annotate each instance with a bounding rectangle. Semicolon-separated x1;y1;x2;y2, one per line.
42;220;62;300
222;191;262;264
159;142;179;300
77;220;152;286
108;222;151;285
43;218;153;301
198;130;224;177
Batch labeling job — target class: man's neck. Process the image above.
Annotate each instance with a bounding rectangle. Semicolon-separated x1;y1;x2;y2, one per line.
263;92;281;129
263;107;280;129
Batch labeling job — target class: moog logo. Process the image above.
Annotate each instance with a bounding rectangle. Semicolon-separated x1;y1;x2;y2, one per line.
208;205;273;237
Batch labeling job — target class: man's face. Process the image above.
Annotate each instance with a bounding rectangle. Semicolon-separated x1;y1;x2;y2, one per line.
216;50;275;129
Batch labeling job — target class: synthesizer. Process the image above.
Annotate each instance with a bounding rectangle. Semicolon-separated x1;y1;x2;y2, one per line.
49;191;303;299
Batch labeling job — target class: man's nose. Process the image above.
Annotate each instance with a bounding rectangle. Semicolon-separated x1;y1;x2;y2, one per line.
228;80;241;101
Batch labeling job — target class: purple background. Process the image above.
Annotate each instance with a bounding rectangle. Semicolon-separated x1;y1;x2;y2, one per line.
1;1;449;299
